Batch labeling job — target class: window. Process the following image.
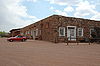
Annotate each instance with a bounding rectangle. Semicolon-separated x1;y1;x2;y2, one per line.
41;24;43;28
30;30;33;36
27;31;30;34
36;29;38;36
90;28;95;37
39;30;41;35
25;31;27;35
78;28;83;37
45;23;49;28
59;27;65;36
15;35;22;38
21;33;23;35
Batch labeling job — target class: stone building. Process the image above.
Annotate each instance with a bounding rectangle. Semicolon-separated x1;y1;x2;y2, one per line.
10;29;21;37
20;15;100;43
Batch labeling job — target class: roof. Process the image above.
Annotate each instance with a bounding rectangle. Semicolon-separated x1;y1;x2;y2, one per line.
10;29;21;32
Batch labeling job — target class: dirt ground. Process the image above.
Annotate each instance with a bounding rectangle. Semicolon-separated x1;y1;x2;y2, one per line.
0;38;100;66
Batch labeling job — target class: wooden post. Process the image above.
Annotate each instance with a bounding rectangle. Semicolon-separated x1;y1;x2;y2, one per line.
67;38;69;45
89;38;90;45
66;38;68;46
54;37;58;43
77;38;79;45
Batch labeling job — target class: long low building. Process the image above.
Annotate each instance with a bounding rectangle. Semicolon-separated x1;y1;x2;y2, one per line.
20;15;100;43
9;29;21;37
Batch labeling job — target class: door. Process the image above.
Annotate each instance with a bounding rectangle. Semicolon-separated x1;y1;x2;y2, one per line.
67;26;76;41
32;30;36;40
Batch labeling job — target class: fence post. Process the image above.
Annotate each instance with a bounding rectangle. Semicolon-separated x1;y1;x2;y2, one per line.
65;38;68;46
67;38;69;45
77;38;79;45
89;38;90;45
54;37;58;43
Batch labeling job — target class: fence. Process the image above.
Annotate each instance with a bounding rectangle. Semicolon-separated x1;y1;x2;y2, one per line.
65;37;91;45
54;37;94;45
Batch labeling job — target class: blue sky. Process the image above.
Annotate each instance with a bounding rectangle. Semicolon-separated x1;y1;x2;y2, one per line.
0;0;100;32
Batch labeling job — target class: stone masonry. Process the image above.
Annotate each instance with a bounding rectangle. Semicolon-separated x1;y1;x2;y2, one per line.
20;15;100;43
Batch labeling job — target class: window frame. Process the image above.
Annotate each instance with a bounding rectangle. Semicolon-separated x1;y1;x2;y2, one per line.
59;27;65;36
90;28;95;37
77;28;83;37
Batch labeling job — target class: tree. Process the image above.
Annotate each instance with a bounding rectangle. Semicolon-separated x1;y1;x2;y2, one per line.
94;27;100;38
0;31;8;37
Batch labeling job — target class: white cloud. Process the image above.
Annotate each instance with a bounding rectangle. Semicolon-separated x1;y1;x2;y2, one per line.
0;0;38;32
48;0;100;20
50;6;54;10
74;1;97;18
54;10;67;16
64;6;74;12
73;0;100;21
91;13;100;20
47;0;80;6
49;7;67;16
26;0;37;2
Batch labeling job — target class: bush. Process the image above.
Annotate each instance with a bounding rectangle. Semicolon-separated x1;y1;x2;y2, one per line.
0;31;8;37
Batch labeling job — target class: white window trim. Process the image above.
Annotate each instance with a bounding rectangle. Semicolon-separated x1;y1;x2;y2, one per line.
59;27;65;36
78;28;83;37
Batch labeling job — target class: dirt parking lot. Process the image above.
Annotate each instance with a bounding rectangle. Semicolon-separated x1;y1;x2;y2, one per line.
0;38;100;66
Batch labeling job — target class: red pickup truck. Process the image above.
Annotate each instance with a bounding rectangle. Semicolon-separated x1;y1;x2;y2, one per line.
7;35;27;42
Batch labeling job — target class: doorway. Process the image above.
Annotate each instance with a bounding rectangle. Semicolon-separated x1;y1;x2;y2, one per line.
67;26;76;41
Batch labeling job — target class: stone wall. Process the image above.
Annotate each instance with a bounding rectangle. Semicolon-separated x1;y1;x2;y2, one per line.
20;15;100;43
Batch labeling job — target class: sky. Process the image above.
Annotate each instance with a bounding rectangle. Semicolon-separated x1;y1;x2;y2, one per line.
0;0;100;32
